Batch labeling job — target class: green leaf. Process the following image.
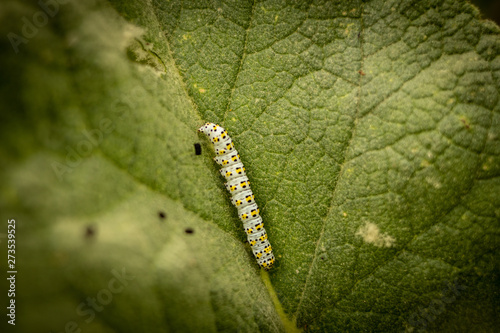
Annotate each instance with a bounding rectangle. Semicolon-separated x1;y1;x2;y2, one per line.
1;0;499;332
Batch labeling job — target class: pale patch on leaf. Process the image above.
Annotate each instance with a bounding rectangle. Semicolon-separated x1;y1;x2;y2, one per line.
356;222;396;248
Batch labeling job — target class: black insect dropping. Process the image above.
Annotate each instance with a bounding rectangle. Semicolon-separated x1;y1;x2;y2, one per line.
194;143;202;155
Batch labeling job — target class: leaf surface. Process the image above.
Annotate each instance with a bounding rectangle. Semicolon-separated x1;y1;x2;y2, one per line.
1;0;499;332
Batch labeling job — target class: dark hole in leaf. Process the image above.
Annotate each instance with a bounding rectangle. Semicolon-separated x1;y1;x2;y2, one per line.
185;228;194;234
194;143;202;155
85;225;96;239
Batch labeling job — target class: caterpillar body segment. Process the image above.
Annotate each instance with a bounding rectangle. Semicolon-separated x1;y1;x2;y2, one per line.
219;162;246;181
231;189;255;208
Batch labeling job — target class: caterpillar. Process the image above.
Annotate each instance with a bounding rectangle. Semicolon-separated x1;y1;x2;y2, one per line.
198;122;275;270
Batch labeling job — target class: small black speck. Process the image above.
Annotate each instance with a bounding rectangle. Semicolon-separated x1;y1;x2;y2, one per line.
320;256;325;260
85;225;96;239
185;228;194;234
194;143;202;155
158;211;166;219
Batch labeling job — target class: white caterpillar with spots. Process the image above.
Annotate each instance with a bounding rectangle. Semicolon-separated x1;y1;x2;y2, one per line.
198;123;275;270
